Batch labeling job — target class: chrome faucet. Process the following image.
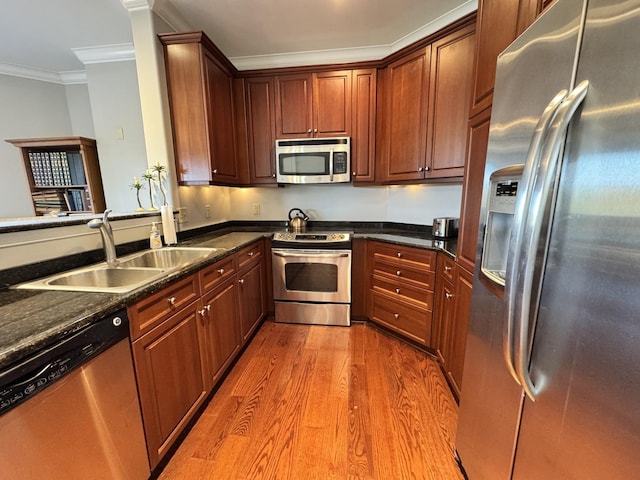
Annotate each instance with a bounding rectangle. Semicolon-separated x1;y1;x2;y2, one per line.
88;209;118;267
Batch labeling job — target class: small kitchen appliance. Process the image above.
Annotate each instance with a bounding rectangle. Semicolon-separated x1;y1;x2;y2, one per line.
432;217;459;238
288;208;309;232
275;137;350;184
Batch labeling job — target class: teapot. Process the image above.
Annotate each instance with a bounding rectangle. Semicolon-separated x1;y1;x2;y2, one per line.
288;208;309;232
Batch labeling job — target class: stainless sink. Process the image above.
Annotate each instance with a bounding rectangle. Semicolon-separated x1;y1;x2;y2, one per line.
117;247;222;269
16;246;224;293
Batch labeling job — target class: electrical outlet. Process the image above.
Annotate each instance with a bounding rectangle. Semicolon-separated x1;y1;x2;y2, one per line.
204;204;211;218
177;207;188;223
252;204;261;216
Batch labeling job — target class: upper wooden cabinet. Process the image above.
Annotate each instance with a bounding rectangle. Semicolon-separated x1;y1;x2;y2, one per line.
275;70;352;138
160;32;244;186
378;15;476;183
427;24;476;178
244;76;277;184
351;69;377;183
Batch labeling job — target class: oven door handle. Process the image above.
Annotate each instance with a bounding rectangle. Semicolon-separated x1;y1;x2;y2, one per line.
272;251;350;258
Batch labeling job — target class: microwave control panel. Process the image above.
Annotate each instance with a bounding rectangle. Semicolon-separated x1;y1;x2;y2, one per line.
333;152;348;174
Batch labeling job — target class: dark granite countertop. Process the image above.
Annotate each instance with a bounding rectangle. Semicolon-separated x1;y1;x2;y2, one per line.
0;224;457;371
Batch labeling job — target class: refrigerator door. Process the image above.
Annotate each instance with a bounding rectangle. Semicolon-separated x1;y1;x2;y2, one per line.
512;0;640;477
455;0;586;478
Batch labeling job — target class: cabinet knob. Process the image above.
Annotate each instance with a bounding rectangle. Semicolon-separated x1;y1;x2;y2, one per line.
418;167;424;172
272;173;276;177
352;171;356;176
248;252;255;257
217;268;225;275
394;313;400;319
396;270;402;276
395;288;400;294
425;166;430;171
307;129;312;134
444;265;452;272
198;308;207;317
239;278;245;285
445;292;454;299
396;252;402;258
314;128;318;133
167;296;176;307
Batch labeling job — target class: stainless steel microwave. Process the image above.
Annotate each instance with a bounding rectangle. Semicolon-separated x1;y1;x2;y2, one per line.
275;137;350;184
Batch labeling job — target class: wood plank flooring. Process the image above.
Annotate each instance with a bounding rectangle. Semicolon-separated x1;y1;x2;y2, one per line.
157;321;463;480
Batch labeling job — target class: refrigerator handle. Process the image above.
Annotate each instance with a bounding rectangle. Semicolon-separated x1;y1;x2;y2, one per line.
504;90;568;385
514;80;589;401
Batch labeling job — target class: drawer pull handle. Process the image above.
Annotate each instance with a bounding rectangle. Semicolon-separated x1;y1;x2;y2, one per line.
394;313;400;319
239;278;245;285
395;288;400;294
396;270;402;276
444;266;452;272
217;268;225;275
168;296;176;306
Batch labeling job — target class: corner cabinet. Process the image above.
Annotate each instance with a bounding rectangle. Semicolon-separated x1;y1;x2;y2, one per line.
160;32;245;186
6;136;106;215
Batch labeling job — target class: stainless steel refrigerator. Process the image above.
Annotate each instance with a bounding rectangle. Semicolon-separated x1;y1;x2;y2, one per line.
455;0;640;478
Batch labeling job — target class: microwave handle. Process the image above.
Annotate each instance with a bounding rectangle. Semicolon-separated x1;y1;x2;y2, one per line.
329;149;334;182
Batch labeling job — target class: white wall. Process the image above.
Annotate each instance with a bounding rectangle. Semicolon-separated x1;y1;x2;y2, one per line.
65;83;95;138
0;75;75;218
84;60;149;214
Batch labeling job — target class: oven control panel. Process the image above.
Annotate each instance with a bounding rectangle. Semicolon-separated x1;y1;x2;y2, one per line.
273;232;351;243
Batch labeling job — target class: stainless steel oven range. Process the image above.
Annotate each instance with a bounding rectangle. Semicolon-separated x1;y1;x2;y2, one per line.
272;232;352;326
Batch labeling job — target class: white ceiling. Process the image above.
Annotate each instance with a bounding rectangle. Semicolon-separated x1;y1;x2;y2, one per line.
0;0;475;77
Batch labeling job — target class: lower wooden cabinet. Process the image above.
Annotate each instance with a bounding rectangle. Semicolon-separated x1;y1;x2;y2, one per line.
128;240;266;468
131;298;207;468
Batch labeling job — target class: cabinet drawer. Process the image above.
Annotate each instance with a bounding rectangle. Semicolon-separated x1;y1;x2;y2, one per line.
128;274;199;340
438;254;456;284
370;241;436;270
237;240;263;271
372;274;434;310
199;256;236;293
373;258;436;290
371;291;432;346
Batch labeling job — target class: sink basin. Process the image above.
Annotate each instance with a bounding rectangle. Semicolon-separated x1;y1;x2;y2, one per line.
117;247;222;269
16;246;224;293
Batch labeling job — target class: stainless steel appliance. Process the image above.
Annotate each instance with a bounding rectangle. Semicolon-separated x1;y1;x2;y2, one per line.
0;310;150;479
480;165;522;286
456;0;640;478
272;232;351;326
288;207;309;232
275;137;350;184
432;217;459;238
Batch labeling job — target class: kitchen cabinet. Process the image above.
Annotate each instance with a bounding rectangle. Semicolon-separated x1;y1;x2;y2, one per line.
6;136;106;215
378;15;476;182
368;241;436;346
160;32;244;186
350;69;377;183
433;254;471;398
457;107;492;273
128;240;266;468
244;76;277;184
236;241;266;342
129;274;207;469
426;24;476;178
275;70;352;138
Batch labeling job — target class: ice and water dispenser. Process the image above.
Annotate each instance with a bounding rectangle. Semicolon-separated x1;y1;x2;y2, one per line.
481;164;523;286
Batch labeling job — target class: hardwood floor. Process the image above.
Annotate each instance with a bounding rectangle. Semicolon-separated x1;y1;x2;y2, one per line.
157;321;463;480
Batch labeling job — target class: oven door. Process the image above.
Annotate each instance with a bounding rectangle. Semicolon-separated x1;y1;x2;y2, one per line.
272;248;351;303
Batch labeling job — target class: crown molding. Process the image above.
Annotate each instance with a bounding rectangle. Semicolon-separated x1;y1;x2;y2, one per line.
72;43;136;65
120;0;155;11
148;0;193;32
0;63;87;85
230;0;477;71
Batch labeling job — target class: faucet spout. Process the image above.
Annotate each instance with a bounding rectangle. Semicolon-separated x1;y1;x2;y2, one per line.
88;209;117;267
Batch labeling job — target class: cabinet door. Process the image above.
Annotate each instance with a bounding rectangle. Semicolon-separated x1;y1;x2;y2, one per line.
313;70;352;137
457;107;492;274
448;265;473;396
351;69;377;182
427;24;476;178
275;74;313;138
238;261;265;342
201;279;242;386
433;254;457;363
245;76;277;184
204;51;239;182
132;305;207;468
380;47;431;181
